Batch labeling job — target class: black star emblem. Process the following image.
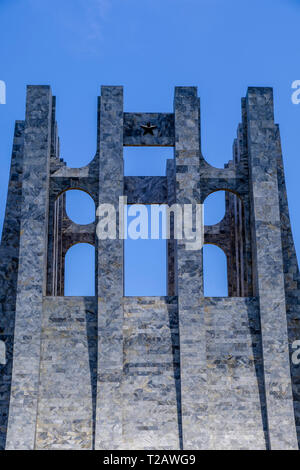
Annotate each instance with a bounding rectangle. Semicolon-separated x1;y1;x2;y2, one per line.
140;122;157;136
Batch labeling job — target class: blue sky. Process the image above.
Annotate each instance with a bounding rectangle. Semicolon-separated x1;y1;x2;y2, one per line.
0;0;300;296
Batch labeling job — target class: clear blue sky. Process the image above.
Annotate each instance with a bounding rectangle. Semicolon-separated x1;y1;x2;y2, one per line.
0;0;300;296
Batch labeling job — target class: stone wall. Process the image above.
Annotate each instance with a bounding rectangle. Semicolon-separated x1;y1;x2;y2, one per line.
35;297;97;450
34;296;180;450
202;297;267;450
1;85;300;450
32;296;269;450
0;121;24;449
122;297;180;450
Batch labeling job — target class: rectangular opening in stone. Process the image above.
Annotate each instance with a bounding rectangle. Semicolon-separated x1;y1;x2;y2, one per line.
124;147;174;176
124;204;167;296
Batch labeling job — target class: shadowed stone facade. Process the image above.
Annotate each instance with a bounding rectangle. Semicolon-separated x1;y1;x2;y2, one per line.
0;85;300;450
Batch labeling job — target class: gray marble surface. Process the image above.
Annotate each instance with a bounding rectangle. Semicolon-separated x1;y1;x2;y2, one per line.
124;113;174;146
1;85;300;450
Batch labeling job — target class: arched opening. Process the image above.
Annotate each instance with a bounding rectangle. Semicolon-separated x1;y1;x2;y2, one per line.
203;189;251;297
65;243;95;296
65;189;95;225
203;244;228;297
46;189;96;296
204;190;226;225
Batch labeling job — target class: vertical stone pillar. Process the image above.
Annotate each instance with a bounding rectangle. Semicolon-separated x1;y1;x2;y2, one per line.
240;97;254;297
6;86;52;449
95;86;124;449
166;159;176;296
174;87;205;449
0;121;24;450
246;87;298;449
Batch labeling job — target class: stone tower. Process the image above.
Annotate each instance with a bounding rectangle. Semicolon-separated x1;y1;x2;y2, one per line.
0;85;300;450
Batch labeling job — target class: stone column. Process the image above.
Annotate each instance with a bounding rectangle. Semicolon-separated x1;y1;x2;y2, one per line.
0;121;24;450
246;87;298;449
166;158;176;296
6;86;52;449
174;87;205;449
95;86;124;449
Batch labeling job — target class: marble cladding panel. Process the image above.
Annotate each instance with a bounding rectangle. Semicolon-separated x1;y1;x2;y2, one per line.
123;113;174;147
124;176;167;204
202;297;266;450
35;297;97;450
95;86;124;450
275;123;300;447
5;86;53;450
246;87;298;449
122;297;180;450
174;87;204;449
0;121;24;449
